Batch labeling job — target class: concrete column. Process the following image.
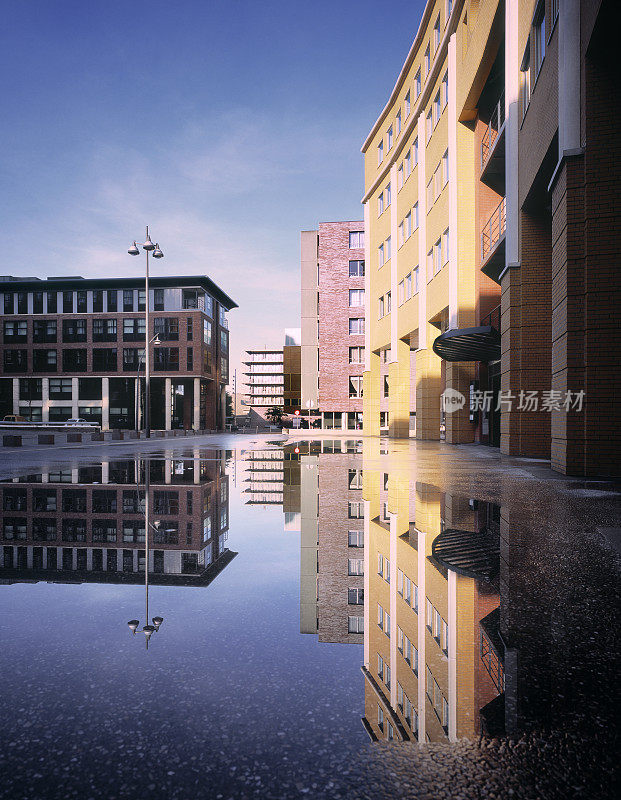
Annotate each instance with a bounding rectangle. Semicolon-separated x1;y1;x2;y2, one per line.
12;378;19;414
193;378;200;430
444;361;476;443
102;377;110;431
41;378;50;422
165;377;172;430
71;377;79;418
101;461;109;483
503;0;520;275
388;338;410;438
415;335;442;440
558;0;581;157
164;459;172;484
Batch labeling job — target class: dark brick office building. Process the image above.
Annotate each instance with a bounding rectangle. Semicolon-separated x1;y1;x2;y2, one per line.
0;275;237;430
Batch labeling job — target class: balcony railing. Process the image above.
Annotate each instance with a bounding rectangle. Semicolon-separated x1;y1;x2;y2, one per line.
481;94;505;170
481;304;500;331
481;197;506;262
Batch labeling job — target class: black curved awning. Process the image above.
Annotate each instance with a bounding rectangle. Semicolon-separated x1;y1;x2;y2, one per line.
432;325;500;362
431;528;499;580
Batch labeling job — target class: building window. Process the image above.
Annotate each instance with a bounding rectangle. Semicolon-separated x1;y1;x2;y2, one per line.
424;44;430;74
137;290;146;312
387;126;393;150
378;296;385;319
398;280;404;306
397;164;404;189
405;272;412;300
62;319;87;342
348;558;364;576
348;530;364;547
153;347;179;371
47;291;57;313
348;259;365;277
32;349;57;372
404;150;411;177
415;69;421;98
383;374;389;398
33;292;43;314
433;90;441;125
404;90;410;117
427;177;434;209
532;2;546;78
349;318;364;335
93;348;117;371
396;110;401;136
413;138;418;166
63;291;73;313
153;317;179;341
349;289;364;308
434;239;442;275
203;319;212;346
386;291;391;314
93;318;117;341
349;346;364;364
442;228;450;264
385;236;391;260
3;293;14;314
377;140;383;165
93;290;103;312
348;588;364;605
442;70;448;109
123;290;134;312
385;182;391;207
348;615;364;633
187;347;193;370
398;222;404;247
123;318;146;341
4;320;28;341
442;149;449;185
76;290;87;313
521;44;531;119
153;288;164;311
349;376;363;399
378;243;385;267
405;210;412;238
16;292;27;314
426;110;433;142
347;231;364;250
378;192;384;216
107;290;118;312
19;378;42;401
78;377;102;400
62;349;87;372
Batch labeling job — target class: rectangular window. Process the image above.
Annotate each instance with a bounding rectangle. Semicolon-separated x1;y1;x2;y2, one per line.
434;239;442;275
107;290;117;312
426;110;433;142
187;347;193;370
137;290;146;312
405;211;412;239
424;44;430;74
348;530;364;547
17;292;28;314
348;376;363;398
187;318;193;340
33;292;43;314
349;318;364;335
396;110;401;136
413;138;418;166
63;291;73;313
405;272;412;300
385;237;391;260
347;558;364;576
442;228;450;264
349;346;364;364
404;150;411;177
4;320;28;341
377;654;384;680
377;140;383;165
203;319;212;346
427;177;434;208
47;291;57;313
92;290;103;312
386;291;391;314
404;89;410;117
385;182;391;207
397;164;404;189
415;69;421;98
93;348;117;371
442;150;449;185
123;290;134;312
521;44;531;119
378;192;384;216
442;71;448;109
398;222;404;247
3;293;14;314
387;126;393;150
153;288;164;311
348;289;364;307
62;319;87;342
378;243;385;267
398;280;404;306
348;588;364;605
76;290;87;313
62;349;87;372
349;230;364;248
378;296;384;318
427;248;434;281
434;90;441;126
32;349;57;372
347;615;364;633
413;266;419;294
433;15;441;50
348;259;365;276
532;3;546;78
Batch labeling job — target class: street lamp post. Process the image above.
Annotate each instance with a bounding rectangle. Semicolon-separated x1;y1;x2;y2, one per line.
128;228;163;438
135;335;162;433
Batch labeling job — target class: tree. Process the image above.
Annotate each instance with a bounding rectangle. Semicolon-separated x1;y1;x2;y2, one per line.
265;406;284;426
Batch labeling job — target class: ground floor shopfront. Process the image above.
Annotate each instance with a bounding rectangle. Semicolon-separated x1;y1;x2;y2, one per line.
0;376;226;431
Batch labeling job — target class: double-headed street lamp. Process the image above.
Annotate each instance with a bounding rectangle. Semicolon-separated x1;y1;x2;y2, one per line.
135;334;161;432
128;227;163;438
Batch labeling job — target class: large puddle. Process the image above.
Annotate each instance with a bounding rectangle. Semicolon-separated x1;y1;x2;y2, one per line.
0;440;618;799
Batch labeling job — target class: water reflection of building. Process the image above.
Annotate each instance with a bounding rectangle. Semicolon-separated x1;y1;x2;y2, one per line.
296;440;365;644
0;452;234;587
242;448;301;518
362;465;501;743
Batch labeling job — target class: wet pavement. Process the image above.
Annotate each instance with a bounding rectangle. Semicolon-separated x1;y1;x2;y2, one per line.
0;437;619;799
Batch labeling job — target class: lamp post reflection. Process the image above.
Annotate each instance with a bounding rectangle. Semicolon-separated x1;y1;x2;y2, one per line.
126;456;172;649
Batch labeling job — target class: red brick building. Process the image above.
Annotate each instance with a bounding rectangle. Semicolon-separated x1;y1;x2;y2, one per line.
301;221;366;430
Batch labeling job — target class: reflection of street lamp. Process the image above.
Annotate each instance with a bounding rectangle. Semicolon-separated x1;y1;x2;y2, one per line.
135;335;162;432
126;456;173;650
128;227;164;438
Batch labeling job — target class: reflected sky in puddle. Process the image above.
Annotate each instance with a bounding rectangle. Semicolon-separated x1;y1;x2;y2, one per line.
0;441;618;799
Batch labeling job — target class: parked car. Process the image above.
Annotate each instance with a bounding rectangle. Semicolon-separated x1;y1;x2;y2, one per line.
66;418;99;426
3;414;27;422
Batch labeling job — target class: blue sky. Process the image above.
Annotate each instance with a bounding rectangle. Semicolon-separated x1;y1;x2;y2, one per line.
0;0;426;382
